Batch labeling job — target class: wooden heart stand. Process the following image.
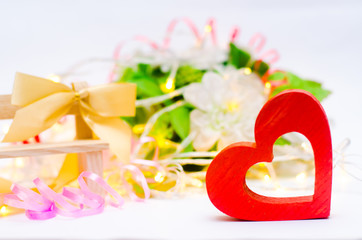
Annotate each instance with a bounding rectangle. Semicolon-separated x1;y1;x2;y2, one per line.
206;90;332;221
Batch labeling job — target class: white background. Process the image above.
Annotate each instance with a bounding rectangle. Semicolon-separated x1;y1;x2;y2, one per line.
0;0;362;239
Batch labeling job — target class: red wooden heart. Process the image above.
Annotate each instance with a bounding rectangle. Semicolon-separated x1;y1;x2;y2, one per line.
206;90;332;221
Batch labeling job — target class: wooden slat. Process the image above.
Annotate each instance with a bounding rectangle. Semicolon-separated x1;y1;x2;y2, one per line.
0;140;109;158
0;95;20;120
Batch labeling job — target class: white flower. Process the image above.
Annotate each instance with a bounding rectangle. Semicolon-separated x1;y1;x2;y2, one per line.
184;69;267;151
127;46;227;72
178;46;227;70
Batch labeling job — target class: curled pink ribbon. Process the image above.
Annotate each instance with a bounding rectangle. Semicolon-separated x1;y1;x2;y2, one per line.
107;136;163;202
248;33;266;53
163;17;201;49
4;171;124;220
4;136;165;220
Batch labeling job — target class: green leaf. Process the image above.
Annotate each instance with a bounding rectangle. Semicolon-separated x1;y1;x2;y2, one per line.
182;143;194;153
267;71;286;81
149;113;173;140
251;60;269;76
228;42;251;69
175;65;205;88
137;63;152;75
127;77;163;98
119;67;135;82
274;137;291;146
122;107;148;127
270;72;331;101
117;63;166;98
169;106;190;140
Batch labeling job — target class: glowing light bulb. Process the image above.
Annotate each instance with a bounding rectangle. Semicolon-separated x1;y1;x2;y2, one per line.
264;174;271;182
154;172;165;183
204;25;212;33
161;77;175;93
14;158;25;168
157;138;177;148
191;178;203;188
265;82;271;89
47;74;61;83
165;78;174;90
296;172;307;183
0;206;8;216
1;124;10;135
132;124;145;135
301;142;312;152
52;123;63;133
243;68;252;75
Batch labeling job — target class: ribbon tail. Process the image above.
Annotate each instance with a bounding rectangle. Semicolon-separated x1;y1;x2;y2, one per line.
0;177;12;194
49;153;79;192
2;92;74;142
81;110;131;163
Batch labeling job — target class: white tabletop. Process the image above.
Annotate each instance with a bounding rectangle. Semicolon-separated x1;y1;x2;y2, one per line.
0;0;361;239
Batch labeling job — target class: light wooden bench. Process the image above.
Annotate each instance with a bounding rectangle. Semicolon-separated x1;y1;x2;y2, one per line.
0;82;109;193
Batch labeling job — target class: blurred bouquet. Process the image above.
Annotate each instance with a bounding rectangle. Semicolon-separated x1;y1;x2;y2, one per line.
107;18;331;191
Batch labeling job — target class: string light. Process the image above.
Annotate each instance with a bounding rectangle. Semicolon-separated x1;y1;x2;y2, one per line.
264;174;271;182
154;172;165;183
204;25;212;33
14;158;25;168
243;68;252;75
0;206;8;216
190;178;203;188
265;82;271;89
52;123;63;133
156;137;178;149
301;142;312;152
132;124;145;135
264;82;272;96
161;77;175;93
1;124;10;135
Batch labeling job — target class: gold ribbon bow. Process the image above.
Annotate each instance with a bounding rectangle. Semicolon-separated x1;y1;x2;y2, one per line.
3;72;136;162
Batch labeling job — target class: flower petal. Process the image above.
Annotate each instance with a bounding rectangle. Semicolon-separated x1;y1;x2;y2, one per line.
184;83;212;111
192;128;220;151
189;109;220;151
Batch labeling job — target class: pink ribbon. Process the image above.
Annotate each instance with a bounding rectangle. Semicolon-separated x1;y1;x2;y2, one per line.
258;49;280;65
108;35;160;82
108;18;283;82
107;136;163;202
3;136;166;220
4;171;124;220
229;26;240;43
205;18;217;46
163;17;201;49
248;33;266;53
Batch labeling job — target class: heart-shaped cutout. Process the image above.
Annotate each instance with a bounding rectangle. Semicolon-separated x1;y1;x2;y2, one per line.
246;132;315;197
206;90;332;221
